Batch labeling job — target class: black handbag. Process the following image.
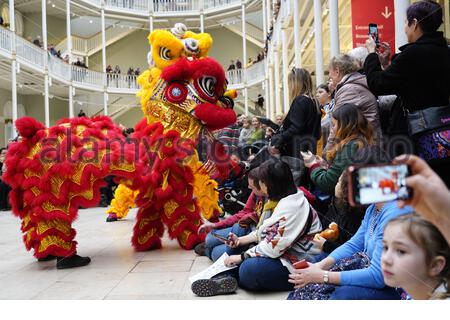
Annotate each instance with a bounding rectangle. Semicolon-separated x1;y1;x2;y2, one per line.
406;105;450;161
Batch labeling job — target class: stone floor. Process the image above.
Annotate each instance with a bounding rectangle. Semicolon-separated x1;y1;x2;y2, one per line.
0;207;288;300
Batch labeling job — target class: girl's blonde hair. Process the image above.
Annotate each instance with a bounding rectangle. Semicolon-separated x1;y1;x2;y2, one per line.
288;68;320;114
386;214;450;300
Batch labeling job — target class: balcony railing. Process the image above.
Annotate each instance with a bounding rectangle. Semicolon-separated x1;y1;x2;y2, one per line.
48;54;71;82
203;0;240;10
80;0;245;14
153;0;199;13
15;36;45;69
107;73;139;90
226;69;243;86
246;61;265;85
0;26;12;54
105;0;149;13
72;65;105;89
0;25;259;95
226;61;265;87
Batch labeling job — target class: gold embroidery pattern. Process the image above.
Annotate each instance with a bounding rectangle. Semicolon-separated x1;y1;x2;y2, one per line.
178;230;191;247
138;228;156;245
170;215;187;232
38;235;73;253
163;200;179;218
145;101;202;140
36;219;72;237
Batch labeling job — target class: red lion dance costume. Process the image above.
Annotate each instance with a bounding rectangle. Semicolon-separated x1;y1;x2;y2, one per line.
3;25;237;269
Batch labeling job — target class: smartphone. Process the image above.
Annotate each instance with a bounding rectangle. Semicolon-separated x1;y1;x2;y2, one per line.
368;23;380;46
212;233;229;242
347;163;412;206
293;259;309;269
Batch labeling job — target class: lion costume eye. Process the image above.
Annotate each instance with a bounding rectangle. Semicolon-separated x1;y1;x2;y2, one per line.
164;82;188;104
195;76;217;102
159;47;171;60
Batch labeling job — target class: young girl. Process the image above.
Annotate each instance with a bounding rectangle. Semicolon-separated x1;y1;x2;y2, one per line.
382;214;449;300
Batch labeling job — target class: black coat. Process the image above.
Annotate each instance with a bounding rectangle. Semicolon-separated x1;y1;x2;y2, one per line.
364;32;450;135
318;198;366;254
271;95;321;158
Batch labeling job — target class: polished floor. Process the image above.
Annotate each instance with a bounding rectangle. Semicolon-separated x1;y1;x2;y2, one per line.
0;207;288;300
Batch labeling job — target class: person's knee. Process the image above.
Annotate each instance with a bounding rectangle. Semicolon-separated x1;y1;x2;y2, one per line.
238;259;261;290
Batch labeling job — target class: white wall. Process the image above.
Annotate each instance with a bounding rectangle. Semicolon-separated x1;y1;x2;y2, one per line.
22;13;67;46
89;27;261;73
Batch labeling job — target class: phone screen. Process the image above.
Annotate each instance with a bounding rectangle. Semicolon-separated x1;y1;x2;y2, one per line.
368;24;379;43
352;164;411;205
212;233;229;242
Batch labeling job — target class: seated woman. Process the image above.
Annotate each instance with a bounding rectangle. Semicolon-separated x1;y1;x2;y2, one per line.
196;167;270;262
245;117;265;146
302;103;374;196
191;160;322;297
288;148;414;300
312;172;366;258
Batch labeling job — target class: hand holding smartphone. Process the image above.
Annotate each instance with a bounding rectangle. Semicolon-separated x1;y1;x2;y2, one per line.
293;259;309;269
212;233;229;242
368;23;380;47
347;163;413;206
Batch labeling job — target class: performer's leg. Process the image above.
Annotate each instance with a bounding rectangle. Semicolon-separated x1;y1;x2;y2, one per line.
131;205;164;251
162;198;205;250
106;184;137;221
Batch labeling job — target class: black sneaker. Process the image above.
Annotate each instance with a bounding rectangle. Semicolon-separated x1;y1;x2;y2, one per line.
191;275;237;297
106;214;118;222
194;242;206;256
38;255;57;262
56;255;91;269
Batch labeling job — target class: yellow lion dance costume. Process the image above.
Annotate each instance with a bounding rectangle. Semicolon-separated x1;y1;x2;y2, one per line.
106;23;227;223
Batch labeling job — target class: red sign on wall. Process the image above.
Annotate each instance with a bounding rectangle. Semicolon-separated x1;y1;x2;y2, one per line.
351;0;396;50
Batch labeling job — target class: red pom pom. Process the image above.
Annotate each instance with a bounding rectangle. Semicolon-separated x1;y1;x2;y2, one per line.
15;117;45;139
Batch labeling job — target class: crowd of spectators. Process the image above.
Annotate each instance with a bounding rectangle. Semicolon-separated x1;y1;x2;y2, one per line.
193;1;450;301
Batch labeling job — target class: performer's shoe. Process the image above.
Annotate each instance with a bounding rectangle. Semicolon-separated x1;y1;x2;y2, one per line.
191;275;237;297
56;255;91;269
106;213;118;222
194;242;206;256
37;255;57;262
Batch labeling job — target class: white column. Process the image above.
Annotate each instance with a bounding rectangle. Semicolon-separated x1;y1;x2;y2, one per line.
445;0;450;39
268;63;275;119
101;7;106;75
103;92;108;116
9;0;18;137
242;2;248;115
262;0;267;41
394;0;410;52
313;0;324;86
200;0;204;32
66;0;72;63
68;86;74;118
273;48;281;116
329;0;340;57
281;28;289;113
264;79;269;118
200;14;204;33
266;0;271;33
42;0;50;127
101;6;108;115
66;0;74;118
293;0;301;67
149;15;154;33
262;0;269;118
